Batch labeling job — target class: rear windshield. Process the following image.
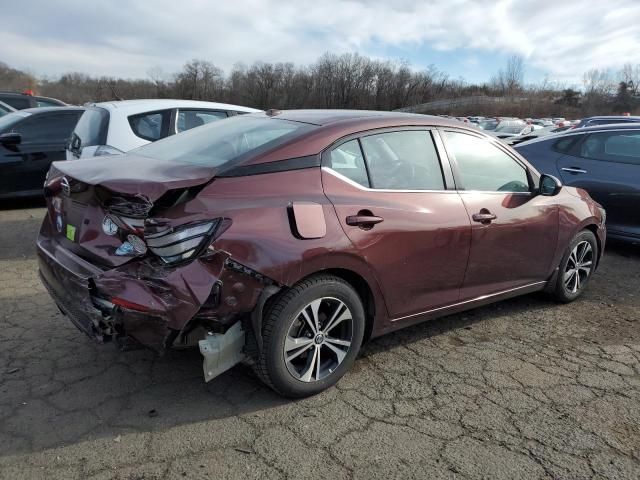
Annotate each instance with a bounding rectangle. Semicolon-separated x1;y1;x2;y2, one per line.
135;115;316;167
496;126;524;134
478;120;498;130
71;107;109;148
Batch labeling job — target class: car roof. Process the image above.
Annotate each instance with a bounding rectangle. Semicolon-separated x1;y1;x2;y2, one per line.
269;109;460;127
581;115;640;122
237;109;484;165
515;122;640;147
88;99;261;114
20;106;85;114
0;91;31;97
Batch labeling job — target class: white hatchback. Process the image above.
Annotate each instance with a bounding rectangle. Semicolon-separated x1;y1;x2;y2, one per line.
66;99;260;159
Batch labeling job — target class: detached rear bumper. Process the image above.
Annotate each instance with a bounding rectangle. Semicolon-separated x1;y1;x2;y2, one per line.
37;235;271;353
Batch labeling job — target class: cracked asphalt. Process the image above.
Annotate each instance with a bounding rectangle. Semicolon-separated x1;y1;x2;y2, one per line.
0;200;639;480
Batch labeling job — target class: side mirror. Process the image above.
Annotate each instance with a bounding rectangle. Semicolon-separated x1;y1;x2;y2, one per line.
0;132;21;147
539;173;562;196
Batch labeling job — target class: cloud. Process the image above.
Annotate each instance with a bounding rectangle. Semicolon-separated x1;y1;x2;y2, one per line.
0;0;638;83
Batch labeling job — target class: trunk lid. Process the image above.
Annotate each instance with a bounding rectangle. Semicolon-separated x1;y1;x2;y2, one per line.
52;153;216;201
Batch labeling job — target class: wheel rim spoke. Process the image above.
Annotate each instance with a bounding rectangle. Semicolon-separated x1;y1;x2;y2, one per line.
325;336;351;347
315;346;322;381
300;309;317;335
299;346;318;382
325;341;348;364
285;336;314;362
309;299;322;333
323;302;351;334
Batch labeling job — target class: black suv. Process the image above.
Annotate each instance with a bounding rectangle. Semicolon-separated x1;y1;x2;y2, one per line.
0;107;84;198
0;92;67;110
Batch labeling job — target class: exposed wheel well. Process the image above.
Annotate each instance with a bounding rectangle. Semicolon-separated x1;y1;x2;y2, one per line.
304;268;376;343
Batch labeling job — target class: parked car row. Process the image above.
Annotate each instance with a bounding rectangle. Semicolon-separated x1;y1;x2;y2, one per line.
0;99;260;198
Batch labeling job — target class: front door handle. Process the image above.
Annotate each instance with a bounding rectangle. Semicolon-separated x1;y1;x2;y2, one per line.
346;214;384;228
472;212;497;223
562;167;587;174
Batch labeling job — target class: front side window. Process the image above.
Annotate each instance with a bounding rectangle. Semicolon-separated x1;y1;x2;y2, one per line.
176;109;228;133
329;139;369;187
444;131;530;192
360;131;445;190
13;113;81;144
581;131;640;165
128;110;171;141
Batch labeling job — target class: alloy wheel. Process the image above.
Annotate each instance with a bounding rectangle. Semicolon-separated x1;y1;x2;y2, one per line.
563;240;593;294
283;297;353;382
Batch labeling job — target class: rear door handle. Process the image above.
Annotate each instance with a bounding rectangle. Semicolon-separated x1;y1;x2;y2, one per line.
472;212;497;223
346;215;384;227
562;167;587;174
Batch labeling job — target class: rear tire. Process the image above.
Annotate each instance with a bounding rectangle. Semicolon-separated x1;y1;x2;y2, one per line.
253;274;365;398
553;230;597;303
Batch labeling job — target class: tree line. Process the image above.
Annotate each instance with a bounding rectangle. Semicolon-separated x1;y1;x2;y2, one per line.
1;53;638;117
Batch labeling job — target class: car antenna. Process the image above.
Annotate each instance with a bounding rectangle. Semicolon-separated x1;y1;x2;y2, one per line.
103;80;124;101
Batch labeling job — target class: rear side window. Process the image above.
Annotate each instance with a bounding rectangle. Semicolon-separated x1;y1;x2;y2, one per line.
360;131;445;190
177;109;227;133
329;140;369;187
14;112;82;144
128;110;171;141
552;135;580;154
71;107;109;148
444;131;529;192
580;131;640;165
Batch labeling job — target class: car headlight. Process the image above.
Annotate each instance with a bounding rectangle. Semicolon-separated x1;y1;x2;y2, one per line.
145;220;219;264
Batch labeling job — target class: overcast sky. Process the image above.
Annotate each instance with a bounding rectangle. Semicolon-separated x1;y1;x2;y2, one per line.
2;0;639;86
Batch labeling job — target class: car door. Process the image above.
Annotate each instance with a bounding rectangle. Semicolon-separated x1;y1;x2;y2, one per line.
322;129;471;321
440;129;559;300
555;129;640;238
0;111;82;196
174;109;228;134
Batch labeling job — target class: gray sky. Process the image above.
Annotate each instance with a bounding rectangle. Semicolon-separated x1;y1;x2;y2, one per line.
2;0;639;85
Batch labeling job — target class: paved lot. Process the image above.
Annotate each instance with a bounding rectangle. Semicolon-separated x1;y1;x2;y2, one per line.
0;201;639;479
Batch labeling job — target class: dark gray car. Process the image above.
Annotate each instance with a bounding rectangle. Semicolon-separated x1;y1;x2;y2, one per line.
515;123;640;243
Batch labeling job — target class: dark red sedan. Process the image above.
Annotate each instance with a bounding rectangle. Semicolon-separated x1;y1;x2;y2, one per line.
38;110;606;397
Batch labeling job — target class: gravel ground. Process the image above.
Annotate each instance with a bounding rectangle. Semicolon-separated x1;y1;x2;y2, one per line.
0;201;639;479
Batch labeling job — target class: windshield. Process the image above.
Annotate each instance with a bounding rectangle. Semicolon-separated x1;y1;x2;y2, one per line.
478;120;498;130
135;115;316;167
495;125;524;134
0;111;30;133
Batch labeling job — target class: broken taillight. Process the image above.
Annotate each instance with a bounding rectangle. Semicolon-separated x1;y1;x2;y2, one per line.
144;220;220;264
111;297;151;312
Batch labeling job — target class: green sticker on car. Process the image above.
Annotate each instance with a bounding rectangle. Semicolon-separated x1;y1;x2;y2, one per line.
66;224;76;242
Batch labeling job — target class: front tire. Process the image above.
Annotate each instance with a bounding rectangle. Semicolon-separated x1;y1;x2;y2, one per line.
553;230;597;303
253;275;365;397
